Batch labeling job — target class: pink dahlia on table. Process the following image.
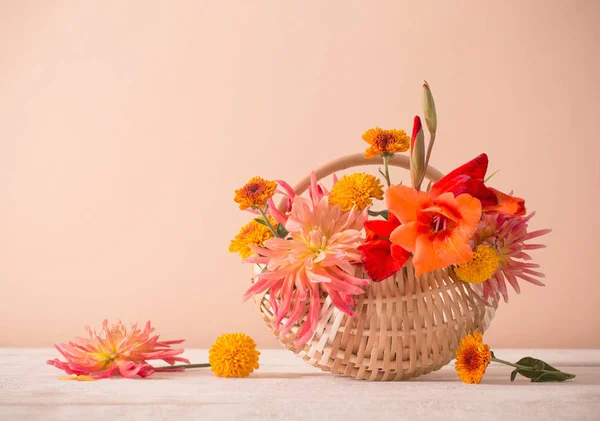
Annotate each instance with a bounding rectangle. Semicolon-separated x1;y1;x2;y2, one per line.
454;212;551;303
244;174;369;347
47;320;189;379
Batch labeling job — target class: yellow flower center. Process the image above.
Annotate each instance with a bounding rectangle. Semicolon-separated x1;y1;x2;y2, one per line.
454;244;500;284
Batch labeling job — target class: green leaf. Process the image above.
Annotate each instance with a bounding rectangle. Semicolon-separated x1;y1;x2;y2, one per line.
276;224;289;237
531;371;576;383
368;209;389;220
254;218;268;226
515;357;559;372
510;369;518;382
511;357;576;382
484;169;500;182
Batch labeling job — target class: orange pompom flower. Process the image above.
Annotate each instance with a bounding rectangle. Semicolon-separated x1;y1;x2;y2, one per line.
229;217;275;259
209;333;260;378
234;176;277;210
455;331;491;384
362;127;410;158
329;173;384;211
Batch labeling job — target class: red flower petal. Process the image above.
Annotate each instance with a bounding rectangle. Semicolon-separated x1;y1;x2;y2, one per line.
359;239;408;282
364;212;401;240
462;179;498;207
411;116;422;150
390;244;410;267
431;153;489;198
364;220;396;240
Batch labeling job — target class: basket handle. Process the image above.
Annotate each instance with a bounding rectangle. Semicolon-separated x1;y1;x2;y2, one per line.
277;152;444;210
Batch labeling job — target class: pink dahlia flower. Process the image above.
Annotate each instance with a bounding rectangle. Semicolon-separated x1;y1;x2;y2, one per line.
47;320;189;379
457;212;551;303
244;173;369;347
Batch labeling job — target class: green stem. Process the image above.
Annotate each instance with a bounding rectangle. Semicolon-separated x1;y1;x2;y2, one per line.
157;363;210;370
382;155;391;187
422;131;436;185
257;207;278;237
491;357;525;370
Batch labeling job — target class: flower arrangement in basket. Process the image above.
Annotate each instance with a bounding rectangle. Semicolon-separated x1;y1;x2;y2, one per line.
230;82;555;381
43;82;574;385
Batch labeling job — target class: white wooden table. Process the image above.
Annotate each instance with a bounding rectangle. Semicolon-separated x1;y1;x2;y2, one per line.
1;349;598;421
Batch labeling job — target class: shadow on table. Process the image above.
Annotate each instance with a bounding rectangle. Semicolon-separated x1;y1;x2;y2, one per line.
406;368;597;386
249;372;325;379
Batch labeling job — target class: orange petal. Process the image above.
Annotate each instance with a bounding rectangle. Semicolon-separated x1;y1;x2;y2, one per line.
59;374;78;381
414;235;473;276
364;149;378;159
452;193;483;241
389;222;418;252
422;192;464;222
413;234;439;276
485;187;526;216
386;185;431;224
437;234;474;266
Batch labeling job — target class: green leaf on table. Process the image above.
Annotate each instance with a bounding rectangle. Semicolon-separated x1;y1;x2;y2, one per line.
510;357;576;382
515;357;559;372
531;371;576;382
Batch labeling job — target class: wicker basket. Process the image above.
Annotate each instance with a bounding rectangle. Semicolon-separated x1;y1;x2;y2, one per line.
253;153;497;381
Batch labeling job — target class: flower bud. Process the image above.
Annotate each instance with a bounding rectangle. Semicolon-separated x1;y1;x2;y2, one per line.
422;80;437;134
410;115;425;189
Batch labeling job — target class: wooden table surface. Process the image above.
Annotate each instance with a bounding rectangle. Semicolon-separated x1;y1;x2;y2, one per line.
1;349;598;421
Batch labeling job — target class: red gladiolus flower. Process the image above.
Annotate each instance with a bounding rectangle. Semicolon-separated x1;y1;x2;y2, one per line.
358;213;410;281
430;153;526;216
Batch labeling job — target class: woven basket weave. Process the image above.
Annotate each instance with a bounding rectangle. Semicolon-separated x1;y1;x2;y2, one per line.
253;153;497;381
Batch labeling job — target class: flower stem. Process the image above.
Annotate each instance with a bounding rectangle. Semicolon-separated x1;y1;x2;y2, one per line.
422;131;436;181
257;207;278;237
158;363;211;370
382;155;392;187
491;357;524;370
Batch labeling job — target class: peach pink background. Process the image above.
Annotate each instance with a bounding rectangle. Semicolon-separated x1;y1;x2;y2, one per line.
1;1;599;348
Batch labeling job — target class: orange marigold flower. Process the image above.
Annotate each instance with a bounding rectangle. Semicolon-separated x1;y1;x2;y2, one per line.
209;333;260;378
329;173;384;211
229;218;275;259
455;331;492;384
362;127;410;158
234;176;277;210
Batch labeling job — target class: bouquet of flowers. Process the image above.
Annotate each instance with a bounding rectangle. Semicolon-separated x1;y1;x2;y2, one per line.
230;82;565;382
43;82;574;385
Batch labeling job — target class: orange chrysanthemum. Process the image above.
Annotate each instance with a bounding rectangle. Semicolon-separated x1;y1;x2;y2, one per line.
455;331;492;384
362;127;410;158
209;333;260;378
234;177;277;210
